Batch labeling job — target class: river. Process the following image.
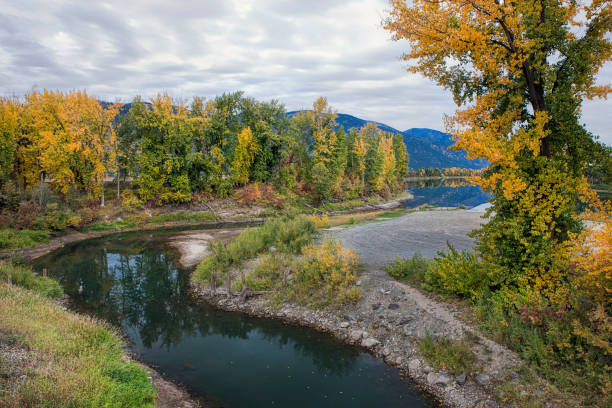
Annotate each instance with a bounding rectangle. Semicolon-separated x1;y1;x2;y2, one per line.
33;229;432;408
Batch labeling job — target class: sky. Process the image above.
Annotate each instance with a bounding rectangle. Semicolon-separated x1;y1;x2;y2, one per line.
1;0;610;145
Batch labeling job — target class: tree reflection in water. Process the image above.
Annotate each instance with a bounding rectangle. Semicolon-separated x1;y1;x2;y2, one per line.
34;233;359;375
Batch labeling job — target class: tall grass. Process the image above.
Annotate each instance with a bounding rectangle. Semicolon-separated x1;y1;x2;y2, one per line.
0;261;62;298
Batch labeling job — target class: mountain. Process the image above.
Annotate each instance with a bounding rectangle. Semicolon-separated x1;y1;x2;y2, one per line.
289;111;488;169
112;102;487;169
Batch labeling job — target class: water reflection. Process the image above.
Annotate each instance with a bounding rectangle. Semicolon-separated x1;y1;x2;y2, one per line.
34;233;430;408
404;178;490;208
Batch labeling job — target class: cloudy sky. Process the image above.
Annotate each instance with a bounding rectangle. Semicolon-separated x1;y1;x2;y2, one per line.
1;0;610;145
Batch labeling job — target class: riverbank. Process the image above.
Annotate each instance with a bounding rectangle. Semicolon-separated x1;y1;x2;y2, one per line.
188;209;577;408
187;210;507;408
0;192;413;261
0;261;200;408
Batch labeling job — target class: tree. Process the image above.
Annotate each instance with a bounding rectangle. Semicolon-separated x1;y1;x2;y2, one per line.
231;127;259;186
0;97;21;189
385;0;611;293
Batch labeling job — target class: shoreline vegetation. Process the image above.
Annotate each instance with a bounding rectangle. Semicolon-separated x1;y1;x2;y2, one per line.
0;261;158;407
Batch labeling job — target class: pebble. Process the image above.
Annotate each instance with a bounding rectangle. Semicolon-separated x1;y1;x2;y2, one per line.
388;303;400;310
408;359;421;374
339;321;350;329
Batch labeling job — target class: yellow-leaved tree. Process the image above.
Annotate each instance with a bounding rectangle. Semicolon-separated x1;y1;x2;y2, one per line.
231;127;259;186
385;0;611;293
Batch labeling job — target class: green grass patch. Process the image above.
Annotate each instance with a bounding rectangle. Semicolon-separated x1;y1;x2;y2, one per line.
81;219;138;232
0;261;62;298
0;229;50;250
150;210;216;224
0;284;155;407
419;334;477;375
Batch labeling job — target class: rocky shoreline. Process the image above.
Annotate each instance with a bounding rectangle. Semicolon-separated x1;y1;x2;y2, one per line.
190;281;512;408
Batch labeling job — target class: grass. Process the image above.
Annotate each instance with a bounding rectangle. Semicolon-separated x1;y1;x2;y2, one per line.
0;262;155;407
0;229;50;250
419;334;477;375
150;210;216;224
0;261;62;298
385;253;429;282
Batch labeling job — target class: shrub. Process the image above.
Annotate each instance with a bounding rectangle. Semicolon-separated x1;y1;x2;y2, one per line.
385;254;429;281
193;215;316;286
419;334;476;375
120;189;143;209
287;239;361;308
307;213;330;228
423;244;489;299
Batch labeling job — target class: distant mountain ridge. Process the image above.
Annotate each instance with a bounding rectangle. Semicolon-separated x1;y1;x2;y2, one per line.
288;111;488;169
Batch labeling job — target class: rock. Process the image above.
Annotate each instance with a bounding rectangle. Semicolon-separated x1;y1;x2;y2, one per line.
340;321;350;329
356;280;361;286
423;365;433;374
394;356;403;365
371;303;381;310
361;337;380;348
455;373;467;386
349;330;367;341
388;303;400;310
408;359;421;374
435;373;452;386
475;373;490;386
382;347;392;357
427;372;438;386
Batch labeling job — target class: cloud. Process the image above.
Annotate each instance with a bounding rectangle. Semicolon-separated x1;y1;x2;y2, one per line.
0;0;609;145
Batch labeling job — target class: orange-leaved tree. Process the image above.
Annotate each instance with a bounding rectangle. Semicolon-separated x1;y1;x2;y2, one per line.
385;0;611;294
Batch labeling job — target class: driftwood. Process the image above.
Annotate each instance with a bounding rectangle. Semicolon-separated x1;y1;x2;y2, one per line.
202;202;219;220
239;289;269;302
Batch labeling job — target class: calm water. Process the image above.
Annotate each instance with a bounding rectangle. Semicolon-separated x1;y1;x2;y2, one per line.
34;231;431;408
404;178;490;209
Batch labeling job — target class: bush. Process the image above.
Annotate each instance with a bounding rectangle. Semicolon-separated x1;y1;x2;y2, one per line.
423;244;489;299
386;254;429;281
287;239;361;308
120;189;143;209
0;261;62;298
0;229;50;250
307;213;330;228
